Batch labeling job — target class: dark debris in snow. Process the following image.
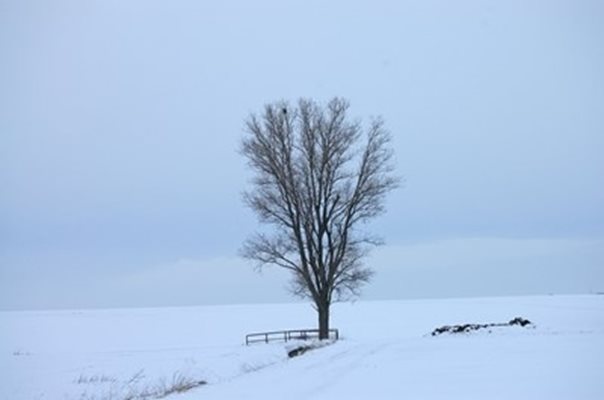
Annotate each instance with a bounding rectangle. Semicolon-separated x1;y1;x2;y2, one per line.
431;317;533;336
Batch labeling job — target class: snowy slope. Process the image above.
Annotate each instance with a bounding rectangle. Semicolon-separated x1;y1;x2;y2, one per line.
1;295;603;399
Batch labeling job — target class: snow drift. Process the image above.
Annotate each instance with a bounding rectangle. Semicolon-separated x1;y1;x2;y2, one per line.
1;295;603;399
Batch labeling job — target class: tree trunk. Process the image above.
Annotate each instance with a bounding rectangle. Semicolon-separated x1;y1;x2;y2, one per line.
317;302;330;340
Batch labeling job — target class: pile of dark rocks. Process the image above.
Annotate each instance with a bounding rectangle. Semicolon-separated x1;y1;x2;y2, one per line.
431;317;533;336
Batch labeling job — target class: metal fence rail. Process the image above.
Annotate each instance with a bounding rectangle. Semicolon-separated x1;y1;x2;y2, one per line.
245;329;339;345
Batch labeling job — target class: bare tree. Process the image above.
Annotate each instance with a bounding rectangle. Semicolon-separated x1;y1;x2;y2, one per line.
241;97;399;339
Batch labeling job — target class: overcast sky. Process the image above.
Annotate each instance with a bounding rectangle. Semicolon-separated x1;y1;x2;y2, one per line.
1;0;603;310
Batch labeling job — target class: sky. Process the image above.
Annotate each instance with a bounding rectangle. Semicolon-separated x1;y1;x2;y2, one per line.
1;0;603;310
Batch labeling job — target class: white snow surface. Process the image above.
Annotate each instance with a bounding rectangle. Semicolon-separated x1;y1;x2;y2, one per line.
1;295;603;399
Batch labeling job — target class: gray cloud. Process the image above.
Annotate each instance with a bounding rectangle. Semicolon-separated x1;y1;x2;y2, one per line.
1;0;603;309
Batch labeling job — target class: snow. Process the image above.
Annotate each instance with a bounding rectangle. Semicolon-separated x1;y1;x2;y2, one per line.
1;295;603;399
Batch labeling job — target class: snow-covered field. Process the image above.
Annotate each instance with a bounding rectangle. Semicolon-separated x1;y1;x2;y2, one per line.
2;295;603;399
